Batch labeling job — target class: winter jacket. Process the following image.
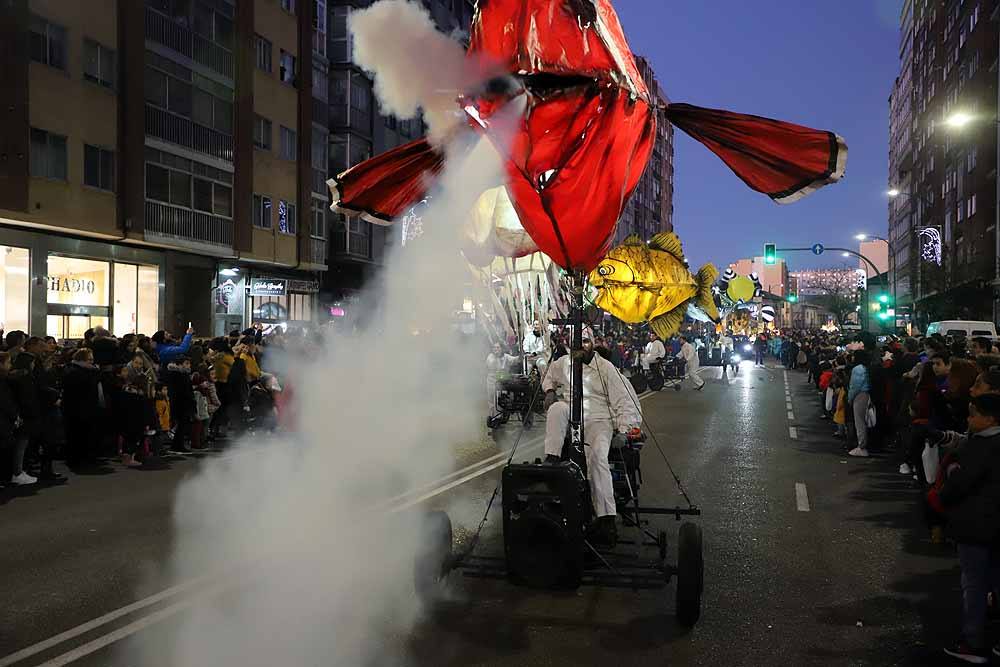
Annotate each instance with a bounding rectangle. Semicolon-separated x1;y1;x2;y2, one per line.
194;390;209;421
228;356;249;408
239;352;261;382
833;388;847;425
212;352;235;383
61;361;101;423
165;363;195;421
155;398;171;432
848;364;871;403
931;428;1000;545
0;373;20;440
90;336;121;368
156;333;193;369
819;370;834;391
197;381;220;415
126;364;156;399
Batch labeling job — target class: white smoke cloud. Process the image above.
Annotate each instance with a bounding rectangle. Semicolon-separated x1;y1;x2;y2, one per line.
349;0;478;142
122;3;521;664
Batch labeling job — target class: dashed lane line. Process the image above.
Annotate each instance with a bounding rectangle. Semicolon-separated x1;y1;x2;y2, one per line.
789;426;798;439
6;390;662;666
795;483;811;512
787;411;795;421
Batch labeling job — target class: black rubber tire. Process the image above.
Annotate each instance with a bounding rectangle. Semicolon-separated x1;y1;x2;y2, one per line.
648;373;664;392
673;384;682;392
630;373;648;394
675;521;703;627
414;511;453;602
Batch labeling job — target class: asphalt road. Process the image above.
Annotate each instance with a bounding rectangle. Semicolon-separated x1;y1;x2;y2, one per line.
0;361;972;666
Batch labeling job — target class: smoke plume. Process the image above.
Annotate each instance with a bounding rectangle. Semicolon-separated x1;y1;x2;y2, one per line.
126;2;515;664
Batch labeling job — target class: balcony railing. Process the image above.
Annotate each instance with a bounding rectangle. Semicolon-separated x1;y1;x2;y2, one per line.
146;104;234;163
309;237;328;266
144;200;233;248
332;229;370;260
145;7;233;79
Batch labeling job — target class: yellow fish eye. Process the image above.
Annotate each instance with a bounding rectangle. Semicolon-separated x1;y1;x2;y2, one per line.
598;265;614;276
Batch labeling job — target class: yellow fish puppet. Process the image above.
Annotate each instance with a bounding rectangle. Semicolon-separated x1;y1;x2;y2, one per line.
589;233;720;339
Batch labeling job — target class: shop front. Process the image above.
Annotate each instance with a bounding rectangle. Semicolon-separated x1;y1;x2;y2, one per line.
0;228;165;339
213;265;320;335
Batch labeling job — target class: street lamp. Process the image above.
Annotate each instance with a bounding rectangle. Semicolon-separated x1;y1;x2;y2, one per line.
944;111;974;129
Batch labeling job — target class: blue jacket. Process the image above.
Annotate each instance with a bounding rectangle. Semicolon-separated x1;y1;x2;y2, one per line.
847;364;871;403
156;333;193;368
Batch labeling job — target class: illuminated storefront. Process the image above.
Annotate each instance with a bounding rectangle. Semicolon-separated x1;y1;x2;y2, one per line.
0;227;165;339
214;267;319;333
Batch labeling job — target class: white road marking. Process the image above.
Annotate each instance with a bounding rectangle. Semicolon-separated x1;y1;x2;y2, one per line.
789;426;798;439
787;411;795;421
795;483;810;512
8;390;662;665
786;401;793;411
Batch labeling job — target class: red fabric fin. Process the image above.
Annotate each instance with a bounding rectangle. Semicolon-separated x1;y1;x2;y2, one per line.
665;103;848;204
328;137;444;223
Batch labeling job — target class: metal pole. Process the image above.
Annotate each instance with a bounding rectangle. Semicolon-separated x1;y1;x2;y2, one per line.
570;272;584;447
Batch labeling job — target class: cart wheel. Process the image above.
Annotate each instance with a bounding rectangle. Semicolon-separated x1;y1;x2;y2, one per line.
648;374;664;392
673;384;682;392
630;373;648;394
675;522;703;627
658;530;668;562
414;511;453;602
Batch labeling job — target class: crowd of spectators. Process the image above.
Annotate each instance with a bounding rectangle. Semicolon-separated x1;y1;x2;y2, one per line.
0;324;302;489
772;328;1000;662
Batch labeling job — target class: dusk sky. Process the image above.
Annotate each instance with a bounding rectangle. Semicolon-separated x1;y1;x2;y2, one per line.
613;0;903;274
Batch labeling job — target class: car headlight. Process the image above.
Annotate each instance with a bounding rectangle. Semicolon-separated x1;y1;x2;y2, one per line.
743;344;753;352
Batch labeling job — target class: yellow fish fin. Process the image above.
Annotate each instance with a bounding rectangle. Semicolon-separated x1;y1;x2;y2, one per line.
649;305;685;340
621;234;644;246
695;263;721;322
647;232;686;263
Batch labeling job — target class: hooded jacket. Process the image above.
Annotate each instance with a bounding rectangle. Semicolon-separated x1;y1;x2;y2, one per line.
156;333;193;369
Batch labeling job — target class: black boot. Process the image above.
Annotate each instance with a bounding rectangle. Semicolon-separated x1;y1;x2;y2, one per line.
588;516;618;549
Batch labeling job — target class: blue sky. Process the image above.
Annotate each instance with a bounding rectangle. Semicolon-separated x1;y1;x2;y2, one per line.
613;0;903;272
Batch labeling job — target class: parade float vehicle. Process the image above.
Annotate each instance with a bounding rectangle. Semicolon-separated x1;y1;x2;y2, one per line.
332;0;847;625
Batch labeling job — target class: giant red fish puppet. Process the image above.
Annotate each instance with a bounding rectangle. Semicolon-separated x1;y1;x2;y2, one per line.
330;0;847;273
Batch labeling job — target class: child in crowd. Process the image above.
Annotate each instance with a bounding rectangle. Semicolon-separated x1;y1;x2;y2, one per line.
832;369;848;438
154;383;171;455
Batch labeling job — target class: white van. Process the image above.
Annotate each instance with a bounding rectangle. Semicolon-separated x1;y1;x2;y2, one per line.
925;320;997;340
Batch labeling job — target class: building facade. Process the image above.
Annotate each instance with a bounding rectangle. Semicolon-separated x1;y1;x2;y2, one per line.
887;0;999;329
731;257;789;298
322;0;475;323
613;55;674;244
0;0;327;339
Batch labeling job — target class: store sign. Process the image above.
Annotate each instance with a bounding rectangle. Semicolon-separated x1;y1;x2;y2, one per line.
288;279;320;293
47;275;96;294
250;278;287;296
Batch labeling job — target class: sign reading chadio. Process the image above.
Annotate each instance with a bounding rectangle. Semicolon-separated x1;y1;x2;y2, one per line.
250;278;287;297
47;275;96;294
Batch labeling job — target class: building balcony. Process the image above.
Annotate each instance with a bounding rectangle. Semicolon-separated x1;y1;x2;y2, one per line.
145;7;234;79
144;200;233;250
309;237;328;268
145;104;234;163
331;229;372;262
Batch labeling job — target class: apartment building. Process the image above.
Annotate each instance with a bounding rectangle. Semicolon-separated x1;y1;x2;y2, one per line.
0;0;326;339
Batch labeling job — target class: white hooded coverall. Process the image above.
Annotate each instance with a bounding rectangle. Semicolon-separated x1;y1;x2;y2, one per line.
542;352;642;517
642;339;666;370
677;341;704;389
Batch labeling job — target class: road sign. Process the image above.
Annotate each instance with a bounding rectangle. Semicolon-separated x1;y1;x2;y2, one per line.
811;243;824;255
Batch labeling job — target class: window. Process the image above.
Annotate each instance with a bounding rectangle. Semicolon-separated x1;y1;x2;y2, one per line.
84;145;115;191
30;128;67;181
192;88;233;133
145;66;193;116
281;0;296;13
83;39;116;89
349;77;371;131
313;0;327;56
968;147;977;172
253;194;273;229
278;200;297;235
253;115;272;150
256;35;272;72
967;194;977;218
170;170;191;207
312;65;328;102
280;126;297;160
957;202;964;223
311;200;327;238
311;131;327;170
193;177;213;212
330;6;352;62
213;183;232;217
280;50;297;85
29;15;66;70
146;164;170;202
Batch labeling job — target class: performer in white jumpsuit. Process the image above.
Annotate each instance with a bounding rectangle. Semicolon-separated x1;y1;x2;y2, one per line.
677;335;705;390
542;333;641;520
642;333;666;371
522;320;549;377
486;343;519;411
718;332;735;376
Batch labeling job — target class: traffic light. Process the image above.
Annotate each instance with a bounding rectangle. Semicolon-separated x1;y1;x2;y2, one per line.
786;294;798;303
764;243;776;265
875;293;892;322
